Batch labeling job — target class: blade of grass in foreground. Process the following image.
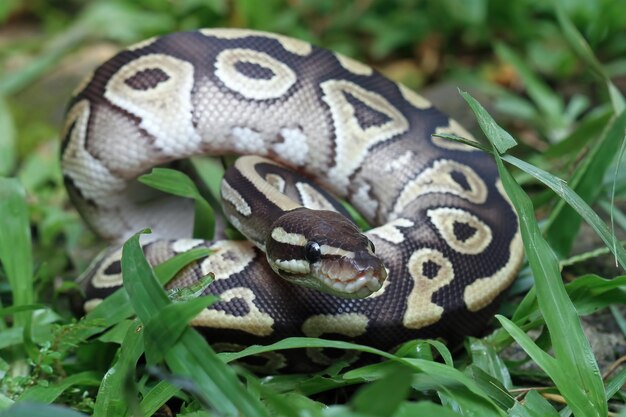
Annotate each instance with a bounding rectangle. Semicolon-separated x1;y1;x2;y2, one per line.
460;91;607;417
0;179;33;329
121;230;269;417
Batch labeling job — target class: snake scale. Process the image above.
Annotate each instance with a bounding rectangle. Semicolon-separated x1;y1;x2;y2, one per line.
61;29;523;372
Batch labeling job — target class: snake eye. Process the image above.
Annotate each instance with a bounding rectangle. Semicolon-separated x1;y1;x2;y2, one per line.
368;239;376;253
304;241;321;263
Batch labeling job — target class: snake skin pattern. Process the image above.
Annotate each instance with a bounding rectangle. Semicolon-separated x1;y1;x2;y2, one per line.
61;29;523;372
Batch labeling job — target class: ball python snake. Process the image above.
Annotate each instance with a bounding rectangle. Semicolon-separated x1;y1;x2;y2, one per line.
61;28;523;372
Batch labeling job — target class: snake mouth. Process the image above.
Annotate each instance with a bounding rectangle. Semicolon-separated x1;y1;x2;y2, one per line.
318;267;386;298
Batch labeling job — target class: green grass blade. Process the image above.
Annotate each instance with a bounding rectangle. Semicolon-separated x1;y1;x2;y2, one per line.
0;403;88;417
502;153;626;269
459;90;517;153
460;91;607;416
139;168;215;239
0;96;16;176
122;231;269;417
545;111;626;256
0;178;34;329
351;366;413;417
18;371;101;403
92;318;144;417
509;390;560;417
395;402;464;417
139;380;181;417
143;295;218;363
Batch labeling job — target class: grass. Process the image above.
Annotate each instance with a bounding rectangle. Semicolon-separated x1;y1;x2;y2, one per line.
1;0;626;416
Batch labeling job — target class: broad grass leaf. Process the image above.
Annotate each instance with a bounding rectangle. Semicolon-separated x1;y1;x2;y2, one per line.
121;231;269;417
351;366;412;417
18;371;101;403
139;168;214;239
0;403;88;417
508;390;560;417
461;91;607;417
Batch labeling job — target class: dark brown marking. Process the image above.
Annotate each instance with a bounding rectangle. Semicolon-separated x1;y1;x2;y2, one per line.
422;260;440;279
124;68;170;90
453;221;478;242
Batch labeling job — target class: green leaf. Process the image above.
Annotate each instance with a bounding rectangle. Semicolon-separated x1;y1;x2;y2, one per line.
0;403;88;417
92;318;144;417
351;366;412;417
459;90;517;153
468;338;513;389
122;231;269;417
508;390;560;417
394;402;464;417
0;96;15;176
139;168;214;239
501;153;626;269
143;295;218;363
18;371;101;403
545;111;626;256
140;380;181;417
461;91;606;416
0;179;34;329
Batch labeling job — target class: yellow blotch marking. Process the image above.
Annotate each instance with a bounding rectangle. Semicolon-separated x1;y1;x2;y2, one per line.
192;287;274;336
403;248;454;329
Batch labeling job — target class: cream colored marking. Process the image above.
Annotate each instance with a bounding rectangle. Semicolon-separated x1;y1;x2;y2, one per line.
265;173;286;193
221;180;252;216
270;227;307;246
212;343;286;372
199;28;312;56
383;150;414;173
83;298;103;313
464;227;523;311
191;287;274;336
336;54;373;76
296;182;336;211
273;258;311;274
105;54;201;156
432;119;479;151
171;239;204;253
231;126;264;153
272;127;309;166
427;208;492;255
393;159;488;217
404;248;454;329
320;245;355;258
199;240;256;281
236;156;300;211
302;314;368;364
91;246;124;288
321;79;409;190
399;84;432;109
367;218;414;244
126;36;158;51
302;313;369;338
61;101;128;239
214;48;296;100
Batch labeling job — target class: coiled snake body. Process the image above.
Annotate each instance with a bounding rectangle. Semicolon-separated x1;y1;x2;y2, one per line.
62;29;523;372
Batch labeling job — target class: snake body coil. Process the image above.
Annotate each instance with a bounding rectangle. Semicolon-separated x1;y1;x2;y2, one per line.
62;29;523;372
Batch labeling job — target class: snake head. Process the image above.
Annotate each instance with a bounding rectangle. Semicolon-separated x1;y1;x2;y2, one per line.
265;208;387;298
